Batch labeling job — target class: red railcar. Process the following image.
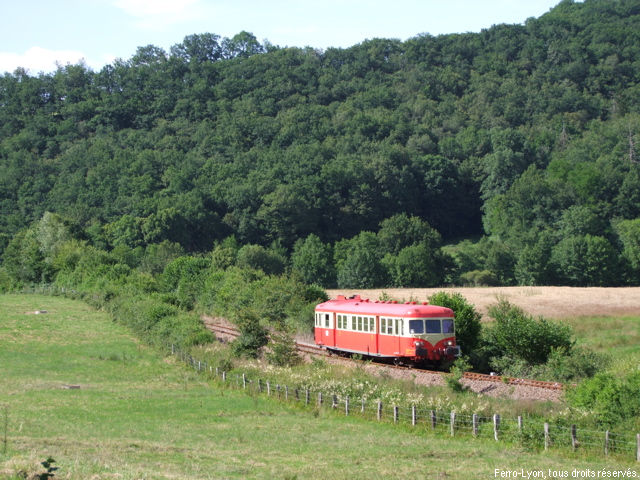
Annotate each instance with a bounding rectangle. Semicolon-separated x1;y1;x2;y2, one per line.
314;295;460;366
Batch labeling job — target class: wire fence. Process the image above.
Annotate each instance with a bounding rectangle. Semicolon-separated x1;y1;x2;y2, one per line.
171;343;640;464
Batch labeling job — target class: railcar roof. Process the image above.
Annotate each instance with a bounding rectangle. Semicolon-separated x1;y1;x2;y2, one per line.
316;295;453;317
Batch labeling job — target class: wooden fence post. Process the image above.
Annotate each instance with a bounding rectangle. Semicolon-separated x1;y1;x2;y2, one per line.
411;405;417;426
517;416;523;434
361;398;365;414
636;433;639;462
430;410;436;429
377;401;382;421
493;414;500;441
345;396;350;416
332;395;338;409
266;381;271;396
472;414;478;437
222;371;226;382
318;392;323;407
450;412;456;436
285;385;289;401
305;389;309;405
544;423;550;450
571;424;577;451
242;373;246;389
393;405;399;424
604;430;609;456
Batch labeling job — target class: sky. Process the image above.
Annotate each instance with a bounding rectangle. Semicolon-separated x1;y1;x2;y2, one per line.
0;0;565;75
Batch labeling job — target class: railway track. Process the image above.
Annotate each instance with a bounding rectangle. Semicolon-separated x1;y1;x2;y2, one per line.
203;320;564;392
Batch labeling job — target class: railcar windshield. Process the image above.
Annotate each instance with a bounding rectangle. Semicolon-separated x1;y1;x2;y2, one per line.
425;319;441;333
442;319;454;334
408;318;455;335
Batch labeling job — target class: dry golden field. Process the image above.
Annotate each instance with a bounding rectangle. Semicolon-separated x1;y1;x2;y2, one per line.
326;286;640;320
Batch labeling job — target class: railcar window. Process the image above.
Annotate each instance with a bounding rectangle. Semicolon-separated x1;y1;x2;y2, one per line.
369;317;375;332
363;317;368;332
338;315;342;329
409;320;424;334
380;318;386;333
443;319;454;334
395;319;403;336
325;314;330;328
357;316;362;331
426;319;441;333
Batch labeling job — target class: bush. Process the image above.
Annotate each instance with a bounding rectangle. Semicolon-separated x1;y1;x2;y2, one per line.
540;346;607;382
161;256;209;309
231;309;269;358
566;371;640;426
445;356;471;393
489;347;606;383
459;269;499;286
485;299;573;365
236;244;286;275
267;332;300;367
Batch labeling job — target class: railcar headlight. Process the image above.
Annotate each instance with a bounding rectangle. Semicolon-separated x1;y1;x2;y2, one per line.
446;341;453;346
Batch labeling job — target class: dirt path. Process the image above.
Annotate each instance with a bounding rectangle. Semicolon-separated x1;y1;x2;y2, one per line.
326;287;640;320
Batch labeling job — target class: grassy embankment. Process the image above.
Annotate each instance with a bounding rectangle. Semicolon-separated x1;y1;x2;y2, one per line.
0;294;637;479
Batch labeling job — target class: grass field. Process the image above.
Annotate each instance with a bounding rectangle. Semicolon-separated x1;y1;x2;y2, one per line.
0;294;638;479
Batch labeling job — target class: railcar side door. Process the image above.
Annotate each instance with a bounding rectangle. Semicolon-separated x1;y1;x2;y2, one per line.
323;312;335;347
394;317;403;355
378;316;402;356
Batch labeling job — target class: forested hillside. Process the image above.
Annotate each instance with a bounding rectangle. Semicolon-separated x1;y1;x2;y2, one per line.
2;0;640;288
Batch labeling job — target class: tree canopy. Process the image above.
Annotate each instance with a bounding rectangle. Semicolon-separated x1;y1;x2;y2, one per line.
2;0;640;287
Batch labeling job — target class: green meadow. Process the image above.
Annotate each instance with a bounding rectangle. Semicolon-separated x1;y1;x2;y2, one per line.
0;294;637;479
564;315;640;374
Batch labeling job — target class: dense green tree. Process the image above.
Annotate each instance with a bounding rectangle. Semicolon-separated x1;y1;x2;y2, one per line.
551;234;621;286
235;244;286;275
377;213;441;255
335;232;388;288
383;242;443;287
614;218;640;280
291;234;336;287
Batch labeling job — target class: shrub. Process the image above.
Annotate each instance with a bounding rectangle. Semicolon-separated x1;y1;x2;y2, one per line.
236;244;286;275
541;346;607;382
445;356;471;393
459;269;499;286
485;299;573;365
231;309;269;358
267;332;300;367
566;371;640;426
